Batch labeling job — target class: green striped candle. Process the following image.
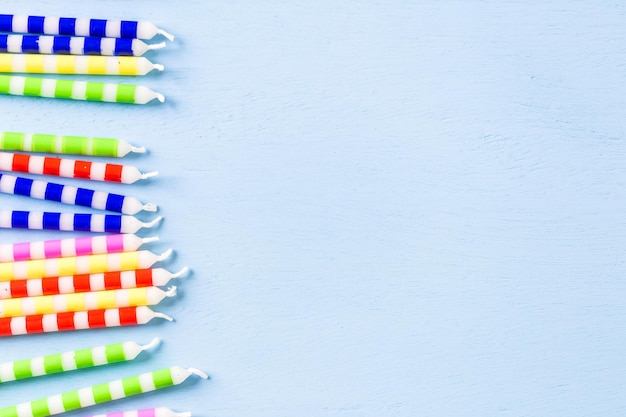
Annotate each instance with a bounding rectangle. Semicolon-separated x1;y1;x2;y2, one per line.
0;75;164;104
0;366;209;417
0;132;145;157
0;339;159;383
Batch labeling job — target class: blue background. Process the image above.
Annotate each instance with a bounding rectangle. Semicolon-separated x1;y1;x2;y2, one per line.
1;1;626;416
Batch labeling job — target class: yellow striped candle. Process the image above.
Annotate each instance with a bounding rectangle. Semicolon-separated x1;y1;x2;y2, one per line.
0;249;172;282
0;286;176;318
0;53;163;75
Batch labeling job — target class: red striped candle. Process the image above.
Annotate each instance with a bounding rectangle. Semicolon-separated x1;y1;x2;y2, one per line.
0;152;158;184
0;306;172;336
0;268;188;299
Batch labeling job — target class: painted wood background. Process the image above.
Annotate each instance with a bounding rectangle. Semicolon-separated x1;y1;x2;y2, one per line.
1;1;625;416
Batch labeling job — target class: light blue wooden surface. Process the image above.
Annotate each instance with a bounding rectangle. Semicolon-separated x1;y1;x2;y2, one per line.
0;1;625;416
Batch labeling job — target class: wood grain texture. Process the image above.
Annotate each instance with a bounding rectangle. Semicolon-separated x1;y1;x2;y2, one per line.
0;1;625;416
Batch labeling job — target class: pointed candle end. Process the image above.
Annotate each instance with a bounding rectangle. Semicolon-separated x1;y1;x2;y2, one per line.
143;203;158;212
172;266;190;279
165;286;178;297
142;337;161;350
159;29;175;41
141;171;159;180
154;312;174;322
159;248;174;261
143;216;164;229
131;145;147;154
142;236;160;244
148;41;167;51
188;368;209;380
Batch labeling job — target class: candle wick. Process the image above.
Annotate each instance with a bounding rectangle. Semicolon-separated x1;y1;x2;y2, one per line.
159;29;175;41
130;145;146;154
172;266;190;279
176;413;192;417
148;42;167;50
153;64;165;72
142;236;160;244
165;286;178;297
158;248;174;261
154;311;174;322
187;368;209;379
143;203;158;212
141;337;161;351
141;171;159;180
143;216;163;229
156;93;166;103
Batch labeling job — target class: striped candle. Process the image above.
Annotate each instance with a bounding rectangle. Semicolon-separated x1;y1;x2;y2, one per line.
0;235;159;263
0;54;164;75
0;366;207;417
0;132;145;157
86;409;190;417
0;173;157;214
0;15;175;41
0;152;158;183
0;211;162;233
0;268;188;299
0;34;166;56
0;306;172;337
0;75;165;104
0;286;176;318
0;249;173;282
0;338;159;383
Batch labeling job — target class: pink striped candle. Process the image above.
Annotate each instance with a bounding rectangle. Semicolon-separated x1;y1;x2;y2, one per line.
88;408;190;417
0;234;158;262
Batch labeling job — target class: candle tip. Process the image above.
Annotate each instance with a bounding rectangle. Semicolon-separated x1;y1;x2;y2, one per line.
172;266;190;279
148;41;167;50
131;145;147;154
176;413;192;417
144;216;163;229
142;337;161;350
154;311;174;322
156;93;166;103
141;171;159;180
188;368;209;380
159;29;175;41
154;64;165;72
165;286;178;297
143;203;158;212
142;236;160;244
158;248;174;261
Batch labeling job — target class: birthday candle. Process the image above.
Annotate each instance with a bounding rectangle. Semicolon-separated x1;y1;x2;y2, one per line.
0;132;145;157
0;152;159;183
0;306;172;337
0;173;157;214
0;75;165;104
0;338;159;383
0;366;207;417
87;409;190;417
0;34;166;56
0;235;158;263
0;268;188;299
0;54;164;75
0;249;173;281
0;15;175;41
0;286;176;318
0;211;162;233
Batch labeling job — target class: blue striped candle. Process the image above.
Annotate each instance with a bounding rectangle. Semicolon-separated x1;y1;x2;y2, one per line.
0;15;174;41
0;173;156;214
0;211;162;233
0;34;165;56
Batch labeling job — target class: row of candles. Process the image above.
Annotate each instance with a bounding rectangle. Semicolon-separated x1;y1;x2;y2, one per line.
0;14;171;104
0;129;207;414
